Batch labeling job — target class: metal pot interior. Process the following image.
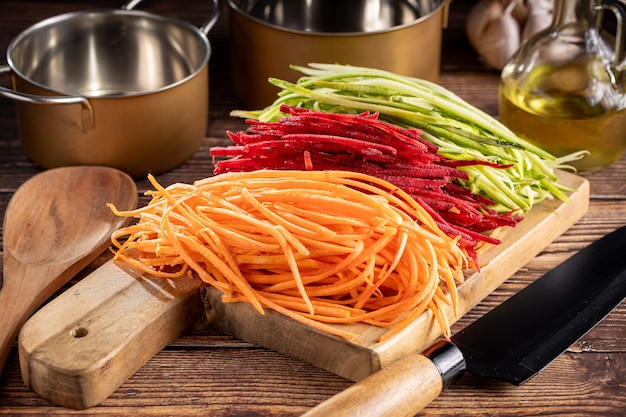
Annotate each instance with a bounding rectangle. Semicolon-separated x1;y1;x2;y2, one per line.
7;10;210;97
228;0;445;33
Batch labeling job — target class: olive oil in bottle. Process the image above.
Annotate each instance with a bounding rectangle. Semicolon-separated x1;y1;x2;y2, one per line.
498;0;626;173
499;64;626;173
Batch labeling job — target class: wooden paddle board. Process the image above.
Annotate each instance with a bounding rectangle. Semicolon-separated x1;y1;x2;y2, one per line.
18;170;589;409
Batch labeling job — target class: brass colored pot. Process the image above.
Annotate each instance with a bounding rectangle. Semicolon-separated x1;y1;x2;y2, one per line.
0;0;220;178
227;0;451;109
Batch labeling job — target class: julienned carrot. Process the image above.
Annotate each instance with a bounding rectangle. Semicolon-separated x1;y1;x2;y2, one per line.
108;170;470;341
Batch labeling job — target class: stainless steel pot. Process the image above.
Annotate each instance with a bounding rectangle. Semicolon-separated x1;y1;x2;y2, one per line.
227;0;451;109
0;0;220;178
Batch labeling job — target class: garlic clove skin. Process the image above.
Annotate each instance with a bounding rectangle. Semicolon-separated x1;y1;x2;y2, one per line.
522;10;554;43
511;0;530;26
521;0;554;43
466;0;504;51
480;11;521;70
528;0;553;12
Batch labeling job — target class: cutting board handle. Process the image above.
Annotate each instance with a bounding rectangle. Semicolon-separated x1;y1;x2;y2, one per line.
18;259;203;409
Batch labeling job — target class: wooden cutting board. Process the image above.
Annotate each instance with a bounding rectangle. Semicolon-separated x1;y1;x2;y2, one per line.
18;170;589;409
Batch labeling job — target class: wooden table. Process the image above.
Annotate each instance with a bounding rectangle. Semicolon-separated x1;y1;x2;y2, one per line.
1;1;624;416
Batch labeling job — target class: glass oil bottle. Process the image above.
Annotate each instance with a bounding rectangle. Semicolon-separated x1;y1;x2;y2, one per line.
499;0;626;172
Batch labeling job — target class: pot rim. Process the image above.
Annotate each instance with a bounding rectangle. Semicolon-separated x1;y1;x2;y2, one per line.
6;9;212;99
226;0;448;37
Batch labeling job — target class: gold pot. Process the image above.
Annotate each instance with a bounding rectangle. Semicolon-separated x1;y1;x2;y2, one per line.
227;0;451;109
0;0;220;178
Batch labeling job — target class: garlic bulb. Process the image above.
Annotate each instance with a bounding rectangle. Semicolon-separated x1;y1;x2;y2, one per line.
522;0;554;43
466;0;554;70
466;0;505;51
511;0;530;24
480;5;521;70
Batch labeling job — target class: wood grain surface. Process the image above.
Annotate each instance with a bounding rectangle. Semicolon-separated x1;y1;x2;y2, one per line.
1;0;625;416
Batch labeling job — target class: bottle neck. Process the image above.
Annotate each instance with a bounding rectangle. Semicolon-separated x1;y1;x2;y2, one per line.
553;0;597;27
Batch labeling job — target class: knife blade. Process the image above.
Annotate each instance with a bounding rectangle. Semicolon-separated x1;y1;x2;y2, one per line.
302;225;626;417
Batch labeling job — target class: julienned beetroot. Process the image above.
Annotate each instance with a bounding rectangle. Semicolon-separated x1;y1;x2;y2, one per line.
210;105;522;262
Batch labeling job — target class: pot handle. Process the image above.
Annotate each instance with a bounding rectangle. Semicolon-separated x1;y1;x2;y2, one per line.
121;0;221;35
0;65;95;132
442;0;453;29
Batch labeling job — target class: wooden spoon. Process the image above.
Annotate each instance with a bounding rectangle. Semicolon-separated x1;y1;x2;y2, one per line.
0;166;137;375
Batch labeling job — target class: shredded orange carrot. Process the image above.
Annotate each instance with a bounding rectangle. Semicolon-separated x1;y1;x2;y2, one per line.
108;170;471;341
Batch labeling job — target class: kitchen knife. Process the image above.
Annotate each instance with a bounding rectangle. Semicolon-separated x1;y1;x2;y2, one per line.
302;225;626;417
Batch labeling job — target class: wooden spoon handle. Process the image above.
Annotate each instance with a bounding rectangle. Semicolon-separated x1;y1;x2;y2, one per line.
0;279;26;375
0;253;96;376
18;259;203;409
